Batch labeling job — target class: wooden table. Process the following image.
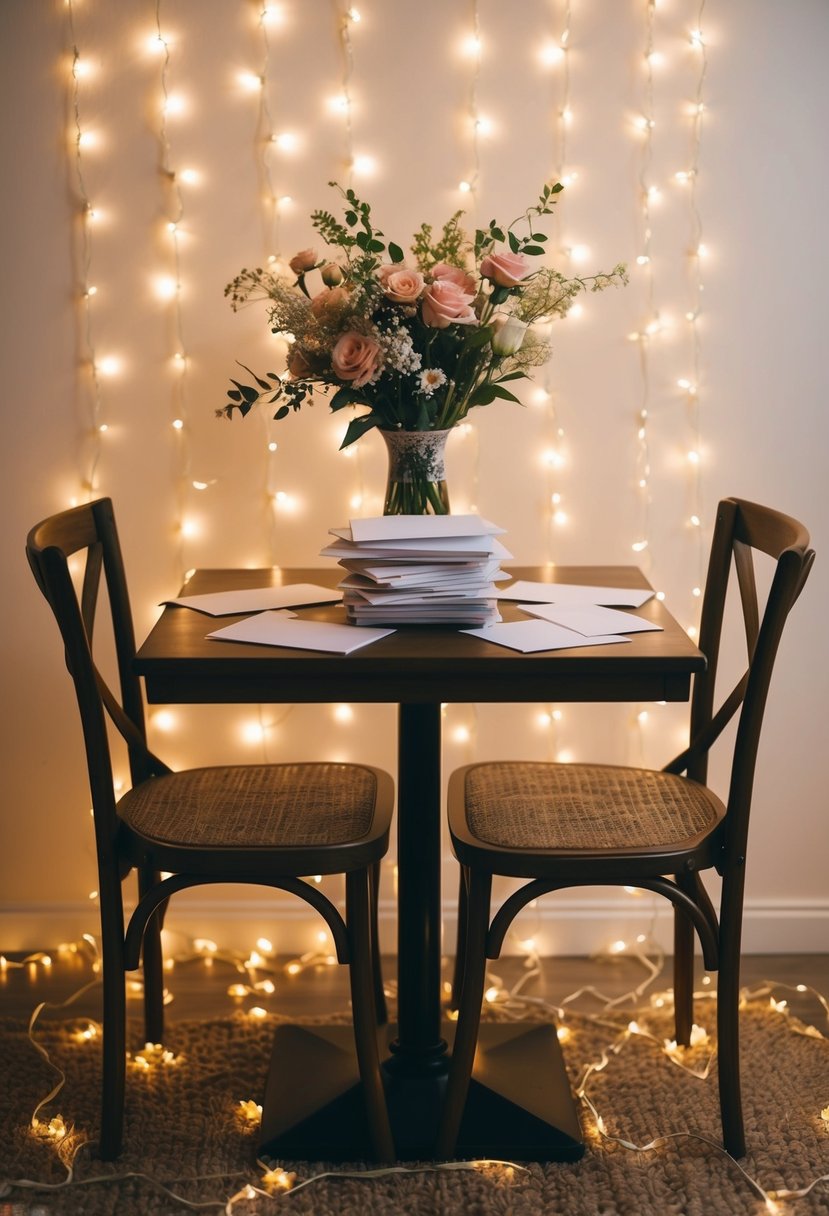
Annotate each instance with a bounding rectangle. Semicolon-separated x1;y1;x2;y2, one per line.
135;565;704;1162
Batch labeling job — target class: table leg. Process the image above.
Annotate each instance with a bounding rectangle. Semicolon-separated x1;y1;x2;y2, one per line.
388;702;447;1072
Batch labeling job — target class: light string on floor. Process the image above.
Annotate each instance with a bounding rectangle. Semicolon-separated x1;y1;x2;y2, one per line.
151;1;194;581
7;930;829;1210
676;0;708;638
65;0;106;505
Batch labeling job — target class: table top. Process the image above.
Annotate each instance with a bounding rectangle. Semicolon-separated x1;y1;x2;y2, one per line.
135;565;704;705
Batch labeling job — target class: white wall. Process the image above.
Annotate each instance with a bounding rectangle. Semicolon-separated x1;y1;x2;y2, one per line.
2;0;827;958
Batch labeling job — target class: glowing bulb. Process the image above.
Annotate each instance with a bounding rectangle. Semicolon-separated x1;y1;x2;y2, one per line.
636;254;650;266
328;93;350;113
273;131;298;152
347;6;361;21
171;417;184;430
178;167;200;185
453;726;471;744
238;71;263;92
687;449;700;464
242;721;266;744
462;34;482;57
162;92;186;116
540;42;565;65
97;355;121;376
146;34;167;54
352;154;376;175
268;441;278;452
155;275;178;300
458;180;472;193
153;710;176;733
631;540;648;552
333;704;354;723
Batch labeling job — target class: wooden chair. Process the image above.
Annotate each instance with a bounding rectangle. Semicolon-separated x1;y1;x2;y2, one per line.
26;498;396;1162
437;498;814;1160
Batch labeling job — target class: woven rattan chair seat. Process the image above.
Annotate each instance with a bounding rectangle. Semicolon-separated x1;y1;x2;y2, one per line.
463;761;724;851
118;762;378;848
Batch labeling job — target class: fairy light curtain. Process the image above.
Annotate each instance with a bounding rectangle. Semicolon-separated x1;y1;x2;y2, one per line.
43;0;714;953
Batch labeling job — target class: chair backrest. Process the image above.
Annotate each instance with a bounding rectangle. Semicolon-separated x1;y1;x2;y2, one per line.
26;499;169;852
665;497;814;862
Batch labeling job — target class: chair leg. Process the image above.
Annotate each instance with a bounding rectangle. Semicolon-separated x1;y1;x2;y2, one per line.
449;867;469;1013
369;861;388;1026
346;870;395;1162
138;867;166;1044
716;875;746;1158
97;884;127;1160
436;867;492;1160
673;900;695;1047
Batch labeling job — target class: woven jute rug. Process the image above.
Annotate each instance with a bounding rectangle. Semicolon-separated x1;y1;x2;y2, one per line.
1;1000;827;1216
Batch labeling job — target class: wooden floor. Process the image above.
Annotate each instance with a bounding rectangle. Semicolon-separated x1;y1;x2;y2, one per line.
2;949;828;1027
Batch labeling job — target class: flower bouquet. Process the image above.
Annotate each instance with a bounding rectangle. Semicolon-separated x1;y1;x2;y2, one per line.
219;181;627;513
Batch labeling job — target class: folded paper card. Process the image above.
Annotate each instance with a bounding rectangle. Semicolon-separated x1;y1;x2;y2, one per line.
462;619;629;653
497;580;654;607
165;584;342;616
346;514;505;543
207;612;393;654
520;602;663;636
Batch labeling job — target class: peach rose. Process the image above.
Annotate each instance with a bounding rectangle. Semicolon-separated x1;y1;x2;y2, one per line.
421;279;478;329
320;262;344;286
310;286;350;320
331;331;382;387
289;248;318;274
431;261;477;296
480;251;533;287
287;346;312;379
378;265;425;304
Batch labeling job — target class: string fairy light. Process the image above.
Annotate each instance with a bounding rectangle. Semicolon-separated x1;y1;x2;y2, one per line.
151;1;194;579
537;0;573;558
65;0;106;503
628;0;660;569
677;0;708;632
5;929;829;1210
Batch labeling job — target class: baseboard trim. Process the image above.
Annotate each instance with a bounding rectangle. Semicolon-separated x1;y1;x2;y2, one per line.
2;896;828;956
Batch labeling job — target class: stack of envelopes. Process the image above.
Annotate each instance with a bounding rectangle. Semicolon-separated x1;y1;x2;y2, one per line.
320;514;511;626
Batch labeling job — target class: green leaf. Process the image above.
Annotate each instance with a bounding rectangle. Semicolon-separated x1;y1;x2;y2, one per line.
490;226;505;242
274;405;290;420
340;412;381;449
507;230;521;254
227;389;242;402
345;210;358;226
238;362;275;392
488;385;522;403
388;242;405;263
330;386;369;412
530;233;548;242
230;379;259;404
368;239;385;253
496;371;526;382
522;245;545;256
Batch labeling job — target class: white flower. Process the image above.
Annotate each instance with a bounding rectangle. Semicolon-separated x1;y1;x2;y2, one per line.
491;314;529;356
419;368;447;396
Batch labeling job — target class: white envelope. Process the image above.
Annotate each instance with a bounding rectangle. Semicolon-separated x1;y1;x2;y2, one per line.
207;612;394;654
498;580;654;607
520;602;663;636
165;584;342;616
462;620;630;653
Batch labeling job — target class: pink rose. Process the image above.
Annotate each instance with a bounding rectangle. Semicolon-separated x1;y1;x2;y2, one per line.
331;331;382;387
310;286;350;320
421;280;478;329
289;248;318;274
378;265;425;304
431;261;477;296
480;251;533;287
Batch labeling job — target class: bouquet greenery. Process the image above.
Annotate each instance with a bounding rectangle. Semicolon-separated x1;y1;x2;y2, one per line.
219;181;627;449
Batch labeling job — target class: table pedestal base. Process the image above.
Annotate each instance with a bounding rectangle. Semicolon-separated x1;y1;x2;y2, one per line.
258;1022;584;1163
